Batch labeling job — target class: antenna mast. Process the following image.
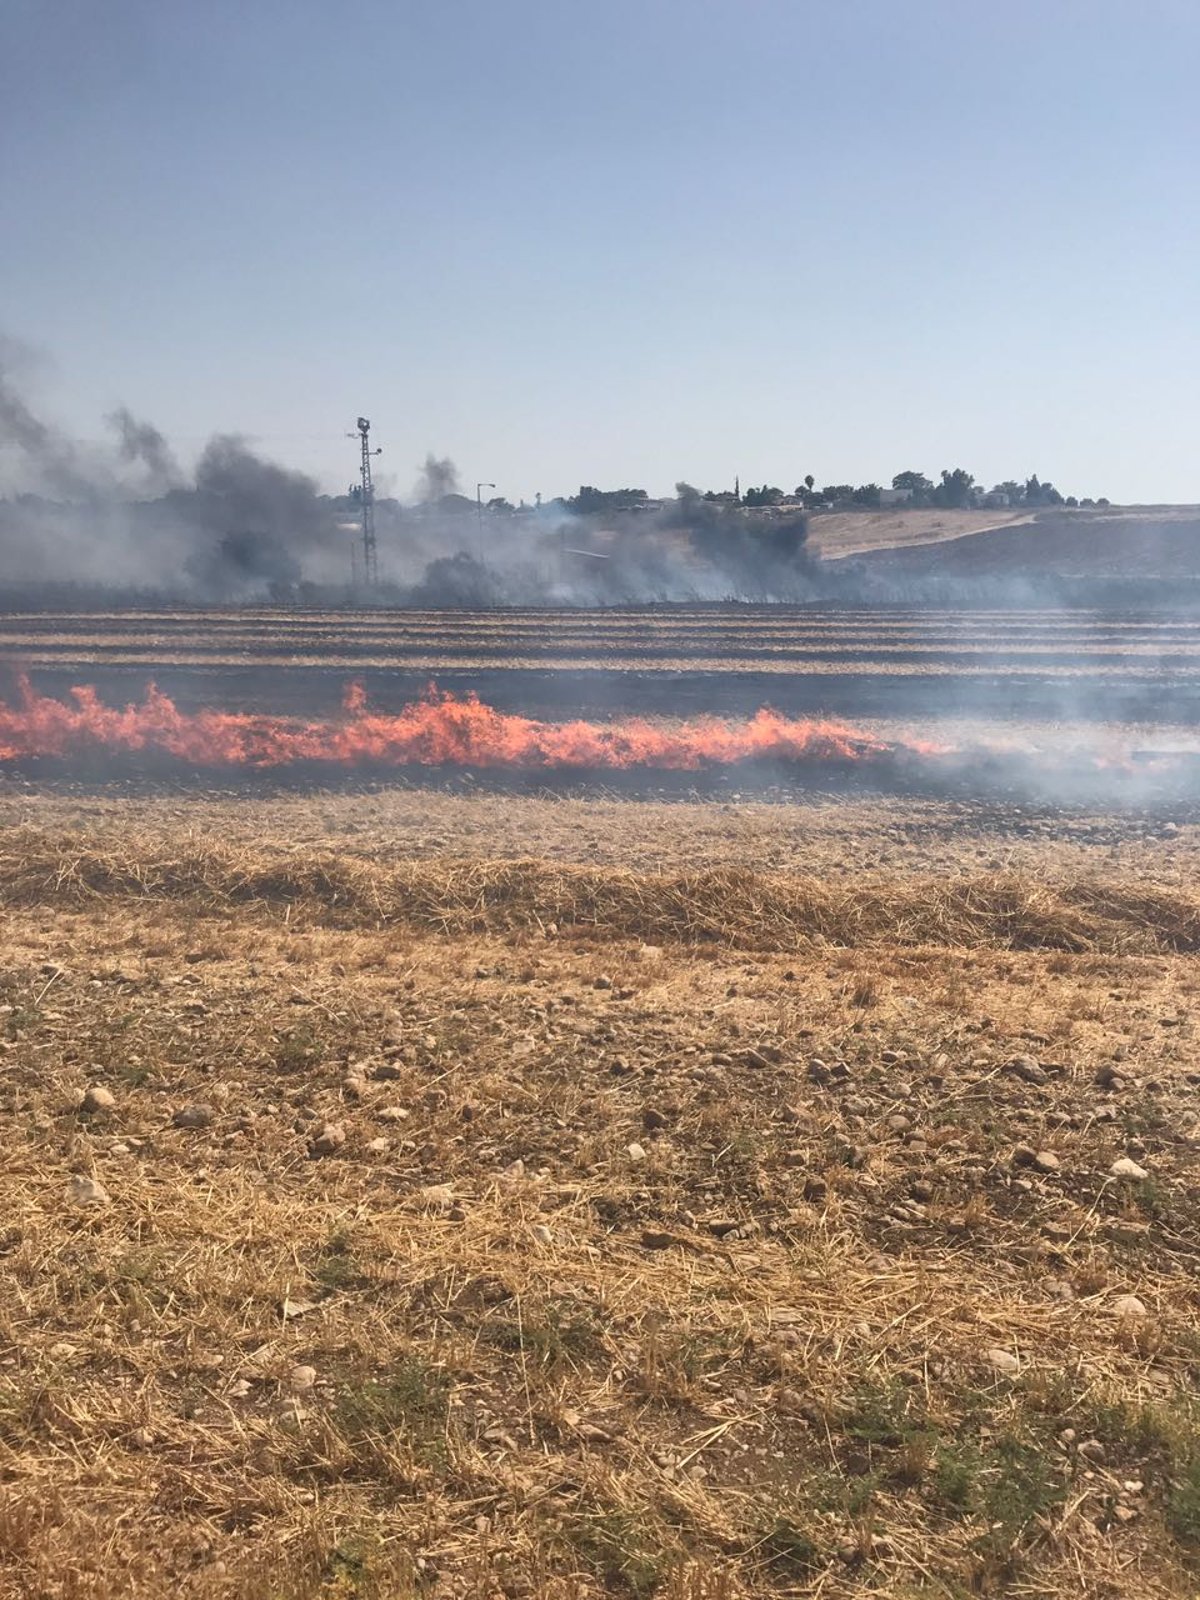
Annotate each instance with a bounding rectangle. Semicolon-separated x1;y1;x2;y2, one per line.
349;417;382;586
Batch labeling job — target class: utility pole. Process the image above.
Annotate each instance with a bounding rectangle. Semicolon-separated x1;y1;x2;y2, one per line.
475;481;495;559
348;417;382;586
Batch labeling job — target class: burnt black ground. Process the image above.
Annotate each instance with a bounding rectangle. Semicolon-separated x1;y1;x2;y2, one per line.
11;662;1200;726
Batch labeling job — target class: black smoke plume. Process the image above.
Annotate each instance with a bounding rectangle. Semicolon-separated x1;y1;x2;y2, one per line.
0;345;350;599
107;407;181;492
414;453;460;503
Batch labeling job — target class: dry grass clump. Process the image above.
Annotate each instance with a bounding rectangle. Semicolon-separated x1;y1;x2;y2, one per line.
2;799;1200;1597
3;829;1200;955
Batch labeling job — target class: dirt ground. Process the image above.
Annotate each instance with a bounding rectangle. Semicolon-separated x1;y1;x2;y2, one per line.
2;785;1200;1598
809;510;1033;560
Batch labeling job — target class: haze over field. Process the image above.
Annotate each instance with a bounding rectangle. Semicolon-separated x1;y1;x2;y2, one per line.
2;2;1197;506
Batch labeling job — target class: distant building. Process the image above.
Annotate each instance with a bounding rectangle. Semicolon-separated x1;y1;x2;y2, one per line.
879;487;913;507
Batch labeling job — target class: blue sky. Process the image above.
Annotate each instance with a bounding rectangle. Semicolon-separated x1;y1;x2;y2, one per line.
2;0;1197;503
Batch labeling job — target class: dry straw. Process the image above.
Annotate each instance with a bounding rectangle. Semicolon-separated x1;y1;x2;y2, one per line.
3;828;1199;953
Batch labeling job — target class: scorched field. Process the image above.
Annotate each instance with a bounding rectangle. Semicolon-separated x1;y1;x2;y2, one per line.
2;605;1200;1600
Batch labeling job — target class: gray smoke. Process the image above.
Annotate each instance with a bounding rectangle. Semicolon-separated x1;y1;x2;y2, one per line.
107;406;181;492
176;435;337;592
414;453;460;503
0;346;347;599
0;340;100;501
399;480;817;606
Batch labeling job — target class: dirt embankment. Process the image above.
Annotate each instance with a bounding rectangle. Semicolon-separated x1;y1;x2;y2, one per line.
855;510;1200;579
812;507;1034;559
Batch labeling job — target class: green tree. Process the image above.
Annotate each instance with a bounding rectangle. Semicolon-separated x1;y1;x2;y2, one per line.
892;471;933;500
743;484;784;507
568;486;649;514
933;467;976;508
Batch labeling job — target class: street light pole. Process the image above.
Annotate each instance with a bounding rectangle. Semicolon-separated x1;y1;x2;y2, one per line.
475;482;495;558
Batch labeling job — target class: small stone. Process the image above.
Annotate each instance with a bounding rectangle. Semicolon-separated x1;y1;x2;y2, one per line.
500;1158;525;1181
594;975;613;990
1078;1438;1106;1462
288;1364;318;1393
1111;1293;1149;1319
172;1103;215;1130
341;1075;367;1099
1011;1144;1038;1168
66;1174;110;1207
910;1180;935;1203
1034;1150;1061;1174
986;1347;1021;1377
1113;1503;1138;1523
531;1224;553;1246
80;1085;116;1113
640;1229;674;1250
281;1297;319;1320
706;1217;741;1238
1008;1054;1048;1085
886;1113;911;1134
626;1142;647;1163
1110;1157;1149;1180
308;1121;346;1157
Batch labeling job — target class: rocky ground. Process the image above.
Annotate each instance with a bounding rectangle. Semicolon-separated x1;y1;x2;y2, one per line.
1;790;1199;1598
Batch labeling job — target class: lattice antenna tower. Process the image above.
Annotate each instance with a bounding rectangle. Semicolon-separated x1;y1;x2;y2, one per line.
348;417;382;585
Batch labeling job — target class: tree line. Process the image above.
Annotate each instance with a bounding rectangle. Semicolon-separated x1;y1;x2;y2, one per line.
558;473;1109;516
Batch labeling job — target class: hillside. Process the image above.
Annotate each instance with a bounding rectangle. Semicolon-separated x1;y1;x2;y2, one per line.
843;509;1200;580
811;508;1034;559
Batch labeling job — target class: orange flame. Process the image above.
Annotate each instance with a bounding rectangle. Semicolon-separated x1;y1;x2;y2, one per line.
0;676;946;772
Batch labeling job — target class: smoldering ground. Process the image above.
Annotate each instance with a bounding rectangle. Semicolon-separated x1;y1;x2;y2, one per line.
0;346;824;603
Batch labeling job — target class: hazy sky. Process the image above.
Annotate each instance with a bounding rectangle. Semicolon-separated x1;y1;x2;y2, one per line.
2;0;1197;504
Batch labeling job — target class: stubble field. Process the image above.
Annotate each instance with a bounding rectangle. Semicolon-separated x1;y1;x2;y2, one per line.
3;607;1200;1600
